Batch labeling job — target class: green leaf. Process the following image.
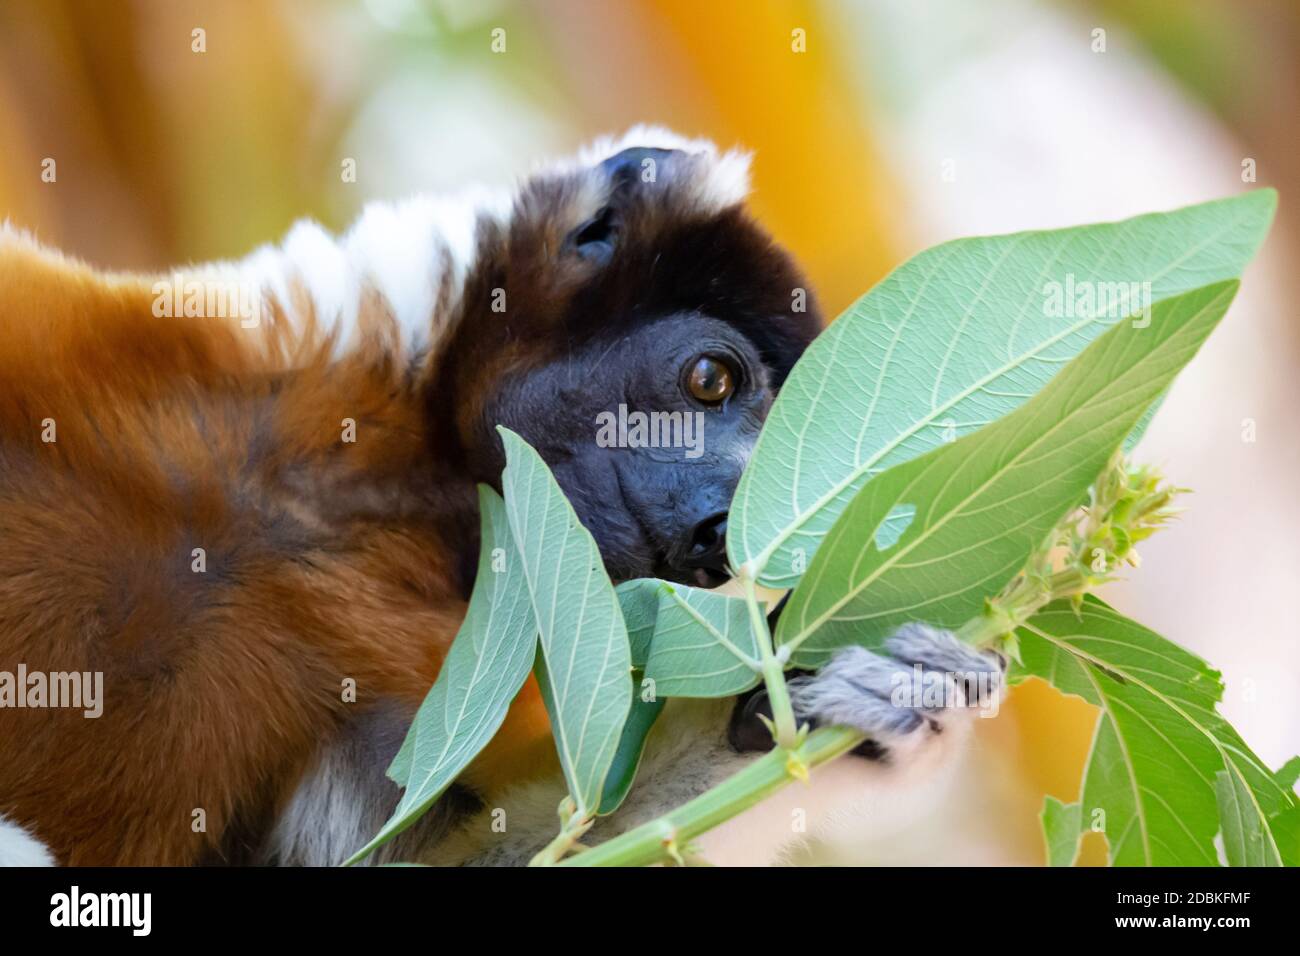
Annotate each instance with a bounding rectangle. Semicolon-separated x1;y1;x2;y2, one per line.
499;427;633;820
730;191;1277;588
1275;756;1300;790
777;281;1240;665
643;583;762;698
596;694;665;815
1040;797;1083;867
1017;597;1300;867
597;579;669;814
616;578;662;670
345;486;537;864
1215;771;1282;866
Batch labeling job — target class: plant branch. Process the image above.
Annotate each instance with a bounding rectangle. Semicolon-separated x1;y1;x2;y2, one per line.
529;797;593;866
554;455;1186;866
743;573;799;749
557;725;864;867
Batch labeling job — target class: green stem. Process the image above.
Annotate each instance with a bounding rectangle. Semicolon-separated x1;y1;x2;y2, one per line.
529;798;592;866
558;725;864;867
743;574;798;748
956;566;1090;647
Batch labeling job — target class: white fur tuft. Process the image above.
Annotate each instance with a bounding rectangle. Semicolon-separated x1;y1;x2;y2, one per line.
211;183;512;363
0;815;54;867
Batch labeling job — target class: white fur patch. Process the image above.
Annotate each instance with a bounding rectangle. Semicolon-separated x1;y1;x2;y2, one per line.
191;127;748;366
0;815;54;867
211;184;511;363
340;187;511;356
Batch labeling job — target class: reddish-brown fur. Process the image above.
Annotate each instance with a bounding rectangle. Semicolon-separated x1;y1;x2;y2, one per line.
0;237;552;864
0;149;819;864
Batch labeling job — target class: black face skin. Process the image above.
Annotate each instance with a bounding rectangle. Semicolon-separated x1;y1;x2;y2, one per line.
485;313;772;586
431;144;823;595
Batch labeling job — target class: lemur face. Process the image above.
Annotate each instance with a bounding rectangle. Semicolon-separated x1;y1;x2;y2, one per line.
430;142;823;585
486;313;773;586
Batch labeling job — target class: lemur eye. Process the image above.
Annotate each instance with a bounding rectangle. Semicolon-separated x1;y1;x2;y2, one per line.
686;356;735;405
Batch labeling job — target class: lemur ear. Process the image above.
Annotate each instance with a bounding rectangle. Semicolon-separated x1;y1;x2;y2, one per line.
567;204;617;265
566;146;684;264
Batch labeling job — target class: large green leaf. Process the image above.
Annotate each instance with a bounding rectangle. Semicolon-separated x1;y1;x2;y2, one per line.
499;428;633;820
643;583;762;698
731;191;1277;588
777;281;1240;665
1020;598;1300;867
344;486;537;864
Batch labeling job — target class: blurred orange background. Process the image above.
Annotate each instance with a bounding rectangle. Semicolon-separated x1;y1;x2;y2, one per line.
2;0;1296;864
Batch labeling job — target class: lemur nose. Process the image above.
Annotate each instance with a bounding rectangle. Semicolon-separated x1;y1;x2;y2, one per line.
685;512;729;571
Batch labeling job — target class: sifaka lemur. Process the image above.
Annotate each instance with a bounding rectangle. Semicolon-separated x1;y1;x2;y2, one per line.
0;127;1003;866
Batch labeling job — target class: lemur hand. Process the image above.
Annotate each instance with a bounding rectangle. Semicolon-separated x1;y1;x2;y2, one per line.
729;623;1007;760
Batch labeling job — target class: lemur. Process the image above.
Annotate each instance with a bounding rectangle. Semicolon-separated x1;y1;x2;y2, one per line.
0;128;1003;866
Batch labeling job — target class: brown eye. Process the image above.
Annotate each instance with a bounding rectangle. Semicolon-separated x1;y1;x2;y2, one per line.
686;356;735;404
